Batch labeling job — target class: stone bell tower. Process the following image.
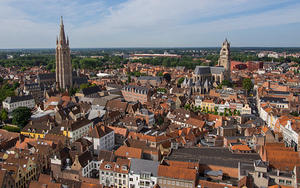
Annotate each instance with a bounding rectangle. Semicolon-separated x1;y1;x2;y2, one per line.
218;39;231;79
56;16;72;89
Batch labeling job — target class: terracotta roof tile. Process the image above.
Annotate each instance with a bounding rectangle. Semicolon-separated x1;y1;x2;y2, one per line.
231;144;251;151
115;146;142;159
158;165;197;181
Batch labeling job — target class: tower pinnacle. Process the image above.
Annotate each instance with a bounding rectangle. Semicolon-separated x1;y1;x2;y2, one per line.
60;16;64;26
59;16;66;45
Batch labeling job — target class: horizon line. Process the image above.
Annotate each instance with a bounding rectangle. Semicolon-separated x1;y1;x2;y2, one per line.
0;46;300;50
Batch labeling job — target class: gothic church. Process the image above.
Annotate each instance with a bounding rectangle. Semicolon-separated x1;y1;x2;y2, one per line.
181;39;231;94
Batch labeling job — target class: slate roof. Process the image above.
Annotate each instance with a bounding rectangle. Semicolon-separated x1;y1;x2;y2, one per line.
260;97;289;104
194;66;211;75
37;73;55;80
268;90;290;95
24;83;40;89
138;76;162;82
73;76;88;85
194;66;225;75
4;95;34;103
91;95;121;106
82;86;101;96
64;118;92;131
166;147;261;168
210;66;225;74
22;115;57;135
78;150;93;167
130;158;159;176
123;85;150;94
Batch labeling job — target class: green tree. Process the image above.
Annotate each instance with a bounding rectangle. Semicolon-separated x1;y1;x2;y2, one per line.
214;106;218;112
242;78;254;96
134;71;142;77
0;109;8;123
290;112;299;117
233;109;237;115
156;115;164;125
68;87;78;96
12;107;32;128
157;88;167;93
79;83;91;90
221;80;233;87
0;82;16;102
184;104;191;110
163;73;171;83
12;82;20;90
157;72;164;77
79;58;99;69
177;77;185;86
127;76;132;83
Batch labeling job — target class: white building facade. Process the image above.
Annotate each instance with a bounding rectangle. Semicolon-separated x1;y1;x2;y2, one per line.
129;158;159;188
92;130;115;154
3;95;35;113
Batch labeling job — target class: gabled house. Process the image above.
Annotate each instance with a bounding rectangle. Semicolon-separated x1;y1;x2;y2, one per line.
86;124;114;155
99;158;131;187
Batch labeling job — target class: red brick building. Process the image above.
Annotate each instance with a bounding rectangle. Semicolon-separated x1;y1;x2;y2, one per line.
231;61;263;71
121;85;152;104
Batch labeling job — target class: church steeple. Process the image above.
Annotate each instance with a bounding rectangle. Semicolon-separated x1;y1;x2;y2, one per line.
56;16;72;89
59;16;67;46
223;38;230;47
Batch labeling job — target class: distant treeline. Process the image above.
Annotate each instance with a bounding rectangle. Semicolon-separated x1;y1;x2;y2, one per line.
0;54;126;71
130;56;214;70
0;55;54;68
1;47;300;55
0;51;299;71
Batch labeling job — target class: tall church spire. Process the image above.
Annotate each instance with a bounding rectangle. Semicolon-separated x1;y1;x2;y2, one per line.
59;16;66;45
56;16;72;89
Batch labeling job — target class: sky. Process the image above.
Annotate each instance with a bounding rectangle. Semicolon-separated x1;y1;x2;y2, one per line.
0;0;300;48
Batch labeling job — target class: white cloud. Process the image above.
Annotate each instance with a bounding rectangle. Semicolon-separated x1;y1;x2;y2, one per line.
70;0;300;47
0;0;299;48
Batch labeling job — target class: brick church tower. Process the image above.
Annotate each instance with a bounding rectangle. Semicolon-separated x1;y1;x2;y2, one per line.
56;16;72;89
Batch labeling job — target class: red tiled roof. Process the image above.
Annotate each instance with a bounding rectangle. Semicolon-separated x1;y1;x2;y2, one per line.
158;165;197;181
115;146;142;159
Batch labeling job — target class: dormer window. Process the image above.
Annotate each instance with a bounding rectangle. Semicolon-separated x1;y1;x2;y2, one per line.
122;166;127;171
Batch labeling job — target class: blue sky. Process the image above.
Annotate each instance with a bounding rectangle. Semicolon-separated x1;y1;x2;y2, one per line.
0;0;300;48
